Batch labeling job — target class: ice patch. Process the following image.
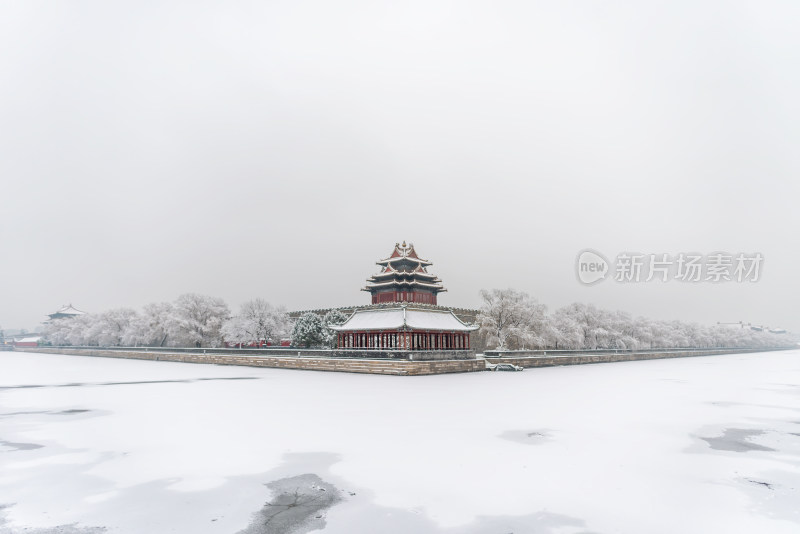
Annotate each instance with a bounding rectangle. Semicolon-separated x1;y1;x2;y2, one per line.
0;440;43;452
237;473;342;534
700;429;775;452
0;504;105;534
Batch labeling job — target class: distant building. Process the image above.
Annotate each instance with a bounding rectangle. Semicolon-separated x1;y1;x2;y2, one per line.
47;304;86;322
14;336;43;347
717;321;787;334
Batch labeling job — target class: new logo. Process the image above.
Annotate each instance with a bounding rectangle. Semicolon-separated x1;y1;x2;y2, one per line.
576;249;609;285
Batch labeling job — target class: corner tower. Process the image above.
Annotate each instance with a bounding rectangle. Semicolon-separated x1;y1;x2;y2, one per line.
362;242;446;305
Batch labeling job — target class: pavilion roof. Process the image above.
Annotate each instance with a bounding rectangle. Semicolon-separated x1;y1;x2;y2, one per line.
366;242;448;294
376;241;432;266
362;279;446;291
48;304;86;317
331;306;478;332
370;267;439;280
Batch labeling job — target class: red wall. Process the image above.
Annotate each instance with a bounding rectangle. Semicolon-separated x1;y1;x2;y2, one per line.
371;291;437;305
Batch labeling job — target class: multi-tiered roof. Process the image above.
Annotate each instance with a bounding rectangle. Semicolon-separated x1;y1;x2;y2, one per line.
363;242;446;305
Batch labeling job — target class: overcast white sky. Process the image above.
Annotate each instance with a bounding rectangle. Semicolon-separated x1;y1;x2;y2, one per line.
1;1;798;332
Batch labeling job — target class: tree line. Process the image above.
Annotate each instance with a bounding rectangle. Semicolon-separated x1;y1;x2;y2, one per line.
42;289;795;350
477;288;796;350
43;294;345;348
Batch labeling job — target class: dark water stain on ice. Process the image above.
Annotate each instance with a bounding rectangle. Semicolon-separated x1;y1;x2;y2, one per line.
0;409;102;420
195;377;257;381
0;440;43;451
500;430;552;445
745;478;774;490
701;429;775;452
237;474;342;534
0;504;105;534
0;377;259;390
0;411;51;418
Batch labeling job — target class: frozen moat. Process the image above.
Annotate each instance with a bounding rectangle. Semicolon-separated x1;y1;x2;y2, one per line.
1;350;799;533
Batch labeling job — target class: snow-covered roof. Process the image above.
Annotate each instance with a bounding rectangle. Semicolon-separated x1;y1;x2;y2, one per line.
289;302;479;317
363;280;445;290
17;336;42;343
49;304;86;316
334;308;405;330
405;309;476;331
331;306;478;332
371;268;438;279
376;242;433;266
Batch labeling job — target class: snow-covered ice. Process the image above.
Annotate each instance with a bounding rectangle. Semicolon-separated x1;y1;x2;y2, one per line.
1;350;799;533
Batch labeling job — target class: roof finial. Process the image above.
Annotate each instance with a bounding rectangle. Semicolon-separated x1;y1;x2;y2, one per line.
401;240;406;247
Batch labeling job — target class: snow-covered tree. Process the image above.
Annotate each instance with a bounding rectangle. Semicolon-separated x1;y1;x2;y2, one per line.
478;289;548;350
549;308;584;349
43;318;69;345
321;309;349;348
123;302;176;346
87;308;138;346
44;314;96;346
220;315;251;347
221;299;290;347
290;312;327;348
171;293;230;347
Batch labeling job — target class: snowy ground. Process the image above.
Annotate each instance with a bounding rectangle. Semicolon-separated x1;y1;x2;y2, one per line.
1;350;799;534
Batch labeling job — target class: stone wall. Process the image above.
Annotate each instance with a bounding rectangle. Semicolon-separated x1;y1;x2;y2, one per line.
15;347;484;376
15;346;791;376
21;346;475;361
485;347;791;368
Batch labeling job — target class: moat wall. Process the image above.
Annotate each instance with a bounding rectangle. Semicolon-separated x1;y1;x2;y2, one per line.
14;347;483;376
484;347;791;368
11;346;794;375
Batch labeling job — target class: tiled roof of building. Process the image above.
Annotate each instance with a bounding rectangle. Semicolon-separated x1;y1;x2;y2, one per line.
331;306;478;332
48;304;86;317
